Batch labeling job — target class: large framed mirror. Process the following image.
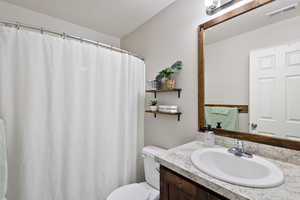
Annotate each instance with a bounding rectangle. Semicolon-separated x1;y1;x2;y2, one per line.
198;0;300;150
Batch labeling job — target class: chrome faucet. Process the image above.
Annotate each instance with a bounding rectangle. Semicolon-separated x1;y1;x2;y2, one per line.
228;139;253;158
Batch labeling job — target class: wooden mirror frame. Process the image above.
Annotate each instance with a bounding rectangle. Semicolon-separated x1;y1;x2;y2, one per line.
198;0;300;151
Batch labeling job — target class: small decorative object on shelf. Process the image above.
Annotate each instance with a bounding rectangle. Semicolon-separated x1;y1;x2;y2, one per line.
166;80;175;89
146;80;161;90
155;61;183;89
148;100;158;111
158;105;178;113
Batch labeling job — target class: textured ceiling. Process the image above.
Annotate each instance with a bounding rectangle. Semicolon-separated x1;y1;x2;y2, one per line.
1;0;176;37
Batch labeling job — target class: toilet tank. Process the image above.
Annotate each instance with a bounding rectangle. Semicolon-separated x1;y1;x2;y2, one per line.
142;146;166;190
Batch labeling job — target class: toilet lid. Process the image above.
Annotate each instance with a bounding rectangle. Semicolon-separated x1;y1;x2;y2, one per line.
107;183;159;200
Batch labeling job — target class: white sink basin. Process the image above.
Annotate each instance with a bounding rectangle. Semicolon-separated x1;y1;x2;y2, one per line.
191;148;284;188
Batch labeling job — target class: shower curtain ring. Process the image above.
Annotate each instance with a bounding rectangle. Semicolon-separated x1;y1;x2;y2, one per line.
96;41;100;47
15;22;20;30
62;32;66;39
79;37;83;43
40;27;44;34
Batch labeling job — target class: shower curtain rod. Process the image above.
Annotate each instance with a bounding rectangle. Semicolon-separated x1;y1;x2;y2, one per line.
0;20;145;61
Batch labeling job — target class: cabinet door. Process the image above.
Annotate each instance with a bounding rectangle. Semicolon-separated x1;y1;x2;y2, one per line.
160;166;228;200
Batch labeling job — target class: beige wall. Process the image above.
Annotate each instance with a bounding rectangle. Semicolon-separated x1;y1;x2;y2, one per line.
206;16;300;132
121;0;207;149
0;1;120;47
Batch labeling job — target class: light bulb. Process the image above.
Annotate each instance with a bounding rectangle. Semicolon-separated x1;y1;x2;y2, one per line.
205;0;214;7
205;0;220;8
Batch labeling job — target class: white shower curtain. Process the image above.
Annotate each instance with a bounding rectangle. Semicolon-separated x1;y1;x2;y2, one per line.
0;26;145;200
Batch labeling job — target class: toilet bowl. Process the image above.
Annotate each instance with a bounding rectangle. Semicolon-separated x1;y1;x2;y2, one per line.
107;146;166;200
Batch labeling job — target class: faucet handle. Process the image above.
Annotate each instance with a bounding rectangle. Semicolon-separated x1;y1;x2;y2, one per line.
228;146;253;159
234;139;244;151
243;151;254;158
228;147;243;157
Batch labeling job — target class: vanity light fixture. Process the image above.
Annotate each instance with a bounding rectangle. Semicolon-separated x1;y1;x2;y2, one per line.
205;0;233;8
206;0;234;15
266;3;298;17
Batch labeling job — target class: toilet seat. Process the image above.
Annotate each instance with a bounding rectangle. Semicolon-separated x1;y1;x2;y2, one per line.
107;183;159;200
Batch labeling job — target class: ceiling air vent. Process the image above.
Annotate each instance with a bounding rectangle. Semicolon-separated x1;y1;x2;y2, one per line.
266;3;298;17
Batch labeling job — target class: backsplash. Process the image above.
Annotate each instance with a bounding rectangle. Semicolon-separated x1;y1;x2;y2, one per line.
196;132;300;165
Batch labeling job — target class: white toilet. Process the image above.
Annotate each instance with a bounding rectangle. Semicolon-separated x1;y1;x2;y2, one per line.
107;146;166;200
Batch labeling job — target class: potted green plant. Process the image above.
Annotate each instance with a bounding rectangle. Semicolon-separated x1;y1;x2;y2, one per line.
149;100;158;111
155;61;183;89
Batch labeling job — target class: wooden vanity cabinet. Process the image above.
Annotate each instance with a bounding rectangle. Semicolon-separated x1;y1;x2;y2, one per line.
160;166;228;200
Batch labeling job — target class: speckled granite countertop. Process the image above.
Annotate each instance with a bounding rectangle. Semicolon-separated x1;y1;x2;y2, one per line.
157;141;300;200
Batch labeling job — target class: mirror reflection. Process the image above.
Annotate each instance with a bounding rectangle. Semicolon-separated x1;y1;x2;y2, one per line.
205;0;300;140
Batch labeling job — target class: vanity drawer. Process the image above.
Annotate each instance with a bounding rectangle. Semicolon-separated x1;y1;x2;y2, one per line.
160;166;228;200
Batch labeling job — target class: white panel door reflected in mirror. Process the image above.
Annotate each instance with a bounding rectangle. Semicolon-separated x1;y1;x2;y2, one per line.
250;42;300;140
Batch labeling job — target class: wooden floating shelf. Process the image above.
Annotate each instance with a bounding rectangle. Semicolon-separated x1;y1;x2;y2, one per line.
146;88;182;98
146;110;182;121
